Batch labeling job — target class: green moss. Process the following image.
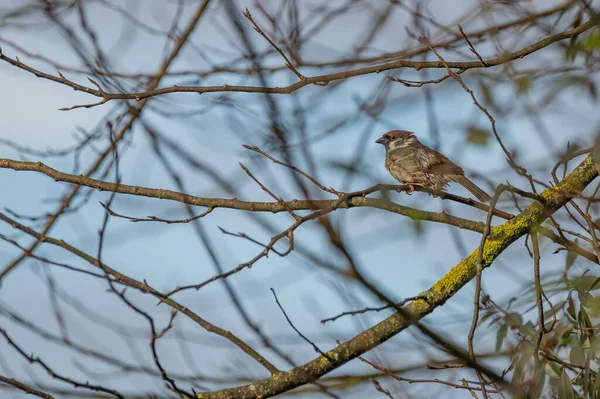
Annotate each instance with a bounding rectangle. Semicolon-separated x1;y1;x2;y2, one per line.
198;156;599;399
430;255;474;297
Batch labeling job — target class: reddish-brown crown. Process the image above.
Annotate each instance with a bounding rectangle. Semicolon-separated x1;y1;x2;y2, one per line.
376;130;415;145
383;130;414;140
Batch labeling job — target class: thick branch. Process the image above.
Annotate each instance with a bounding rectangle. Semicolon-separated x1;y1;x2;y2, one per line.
0;214;279;375
197;155;599;399
2;158;597;263
0;158;485;231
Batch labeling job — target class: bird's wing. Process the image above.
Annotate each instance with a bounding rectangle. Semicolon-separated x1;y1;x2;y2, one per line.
421;147;464;176
387;146;464;175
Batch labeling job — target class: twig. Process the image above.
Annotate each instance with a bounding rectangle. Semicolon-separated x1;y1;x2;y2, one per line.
371;379;394;399
0;0;214;283
321;296;423;324
468;185;507;398
0;212;280;376
243;145;340;195
418;36;534;189
243;8;305;80
0;375;55;399
0;18;594;106
101;202;213;223
532;230;545;367
458;24;487;67
3;158;597;266
0;328;126;398
239;162;301;221
218;227;287;256
270;288;332;360
355;352;499;393
389;72;457;88
0;159;512;219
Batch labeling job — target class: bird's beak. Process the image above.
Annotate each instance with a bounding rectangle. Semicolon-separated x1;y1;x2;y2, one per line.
375;137;386;145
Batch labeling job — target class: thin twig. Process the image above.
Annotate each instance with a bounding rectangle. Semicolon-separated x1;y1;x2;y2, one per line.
0;375;56;399
0;328;126;398
243;8;305;80
243;145;340;195
355;352;500;393
468;185;507;398
532;230;545;368
458;24;487;67
270;288;332;360
0;18;594;106
101;202;213;223
239;162;301;221
419;36;535;189
0;212;280;375
320;296;423;324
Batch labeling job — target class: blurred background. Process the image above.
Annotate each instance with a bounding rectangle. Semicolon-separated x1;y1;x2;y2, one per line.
0;0;599;397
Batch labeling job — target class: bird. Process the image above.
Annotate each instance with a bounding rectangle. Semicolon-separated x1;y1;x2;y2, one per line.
375;130;491;202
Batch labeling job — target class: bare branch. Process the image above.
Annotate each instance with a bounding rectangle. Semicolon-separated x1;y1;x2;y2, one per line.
0;18;594;106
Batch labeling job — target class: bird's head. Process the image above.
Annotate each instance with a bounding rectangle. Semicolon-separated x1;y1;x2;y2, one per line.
375;130;417;151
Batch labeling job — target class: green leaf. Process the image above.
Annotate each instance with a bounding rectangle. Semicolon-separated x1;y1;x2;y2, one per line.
578;307;593;343
563;29;600;61
566;250;577;271
594;368;600;396
411;219;424;237
504;312;523;328
578;290;593;307
545;361;562;379
511;355;526;385
565;36;579;62
496;324;508;352
528;367;546;399
515;75;532;94
581;29;600;52
465;125;490;146
559;328;573;348
558;369;575;399
519;321;537;340
578;307;593;330
583;294;600;313
478;310;495;326
567;294;576;319
589;276;600;291
570;340;585;366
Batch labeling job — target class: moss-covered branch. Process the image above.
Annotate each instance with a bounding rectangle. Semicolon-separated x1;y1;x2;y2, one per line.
197;155;599;399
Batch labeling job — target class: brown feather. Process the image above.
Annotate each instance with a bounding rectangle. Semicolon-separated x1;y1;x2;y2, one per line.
378;130;490;202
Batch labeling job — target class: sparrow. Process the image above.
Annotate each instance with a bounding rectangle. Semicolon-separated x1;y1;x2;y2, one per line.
375;130;491;202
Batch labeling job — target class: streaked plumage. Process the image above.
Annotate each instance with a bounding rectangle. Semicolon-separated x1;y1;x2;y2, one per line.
375;130;491;202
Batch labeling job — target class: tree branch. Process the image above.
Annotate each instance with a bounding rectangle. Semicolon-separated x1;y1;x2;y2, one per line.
0;18;594;106
2;158;597;265
196;154;599;399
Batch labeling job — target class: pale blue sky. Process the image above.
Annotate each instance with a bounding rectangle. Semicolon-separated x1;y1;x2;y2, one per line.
0;1;597;397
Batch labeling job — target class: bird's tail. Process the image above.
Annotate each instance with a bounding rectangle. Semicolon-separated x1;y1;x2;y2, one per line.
455;176;491;203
